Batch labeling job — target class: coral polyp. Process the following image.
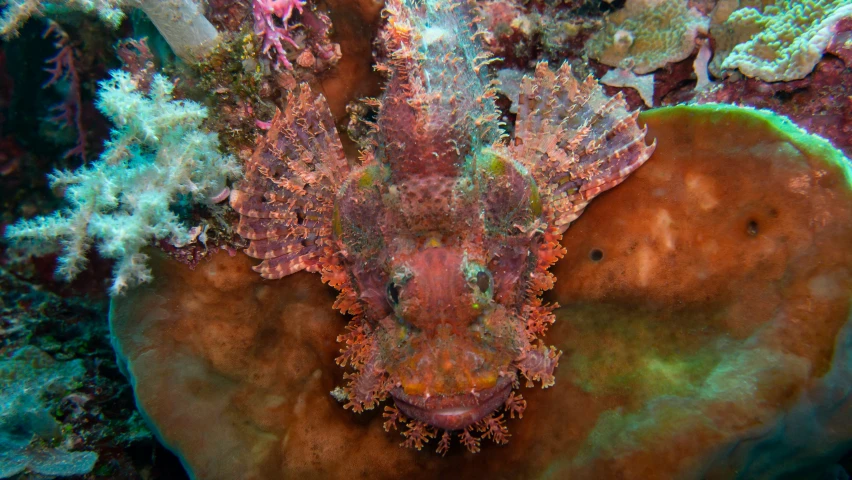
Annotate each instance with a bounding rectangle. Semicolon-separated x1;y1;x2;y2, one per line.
231;0;653;452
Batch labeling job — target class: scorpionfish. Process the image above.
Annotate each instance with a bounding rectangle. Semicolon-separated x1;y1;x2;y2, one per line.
231;0;654;454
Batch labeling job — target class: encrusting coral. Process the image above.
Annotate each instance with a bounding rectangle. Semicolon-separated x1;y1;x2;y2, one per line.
712;0;852;82
110;104;852;478
4;70;241;294
584;0;709;74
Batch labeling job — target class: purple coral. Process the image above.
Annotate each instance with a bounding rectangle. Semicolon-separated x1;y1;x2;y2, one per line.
253;0;305;70
43;21;85;160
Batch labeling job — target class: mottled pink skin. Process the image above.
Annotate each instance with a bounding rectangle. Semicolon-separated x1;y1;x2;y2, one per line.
334;170;539;407
325;2;552;427
393;379;514;431
232;1;652;452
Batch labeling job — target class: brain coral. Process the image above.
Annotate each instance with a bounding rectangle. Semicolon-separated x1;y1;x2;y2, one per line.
716;0;852;81
111;104;852;479
585;0;709;74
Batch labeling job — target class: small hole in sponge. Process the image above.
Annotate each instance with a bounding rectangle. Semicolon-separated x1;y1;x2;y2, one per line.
747;220;759;236
589;249;604;262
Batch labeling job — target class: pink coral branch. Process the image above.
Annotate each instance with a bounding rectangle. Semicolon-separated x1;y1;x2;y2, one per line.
253;0;306;70
43;21;85;160
117;38;155;91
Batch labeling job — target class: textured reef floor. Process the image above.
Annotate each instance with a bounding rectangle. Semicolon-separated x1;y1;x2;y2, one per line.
1;0;852;479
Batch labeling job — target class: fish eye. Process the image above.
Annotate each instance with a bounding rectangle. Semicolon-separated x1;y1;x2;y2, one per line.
387;282;401;306
475;270;491;293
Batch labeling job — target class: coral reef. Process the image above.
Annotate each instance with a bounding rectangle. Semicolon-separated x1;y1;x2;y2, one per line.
473;0;601;68
550;104;852;478
1;0;852;477
585;0;709;74
0;261;156;476
474;0;534;64
111;104;852;478
712;0;852;81
0;262;186;478
135;0;220;61
5;70;241;294
827;16;852;65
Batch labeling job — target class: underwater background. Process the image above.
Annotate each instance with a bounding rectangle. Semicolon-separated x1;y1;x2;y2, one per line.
0;0;851;478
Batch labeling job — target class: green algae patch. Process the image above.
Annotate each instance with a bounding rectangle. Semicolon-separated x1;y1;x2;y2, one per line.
528;178;542;217
640;103;852;188
549;103;852;478
357;164;388;189
563;303;730;402
476;149;508;177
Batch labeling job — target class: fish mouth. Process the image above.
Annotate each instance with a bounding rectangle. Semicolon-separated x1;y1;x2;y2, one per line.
390;376;514;431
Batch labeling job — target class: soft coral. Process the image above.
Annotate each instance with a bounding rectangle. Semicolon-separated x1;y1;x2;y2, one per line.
5;71;241;295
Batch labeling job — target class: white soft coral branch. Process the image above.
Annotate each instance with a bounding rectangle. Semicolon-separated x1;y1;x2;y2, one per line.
5;71;242;295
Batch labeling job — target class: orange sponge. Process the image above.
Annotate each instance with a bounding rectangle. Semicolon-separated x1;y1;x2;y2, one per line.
111;105;852;479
